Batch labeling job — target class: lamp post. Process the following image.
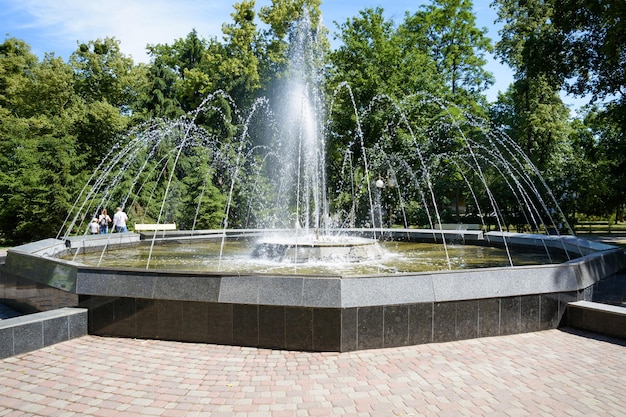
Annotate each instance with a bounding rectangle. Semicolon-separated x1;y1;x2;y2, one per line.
375;170;397;228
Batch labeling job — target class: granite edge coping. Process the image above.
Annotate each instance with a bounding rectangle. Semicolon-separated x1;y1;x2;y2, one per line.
0;307;88;359
74;253;611;308
486;231;617;252
0;307;88;329
568;300;626;316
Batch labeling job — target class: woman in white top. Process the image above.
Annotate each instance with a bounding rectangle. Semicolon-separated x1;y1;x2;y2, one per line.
98;209;112;234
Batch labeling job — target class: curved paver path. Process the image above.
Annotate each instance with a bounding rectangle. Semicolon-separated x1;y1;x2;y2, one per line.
1;328;625;416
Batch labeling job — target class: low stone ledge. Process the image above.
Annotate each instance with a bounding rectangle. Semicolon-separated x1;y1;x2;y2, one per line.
567;300;626;340
0;307;88;359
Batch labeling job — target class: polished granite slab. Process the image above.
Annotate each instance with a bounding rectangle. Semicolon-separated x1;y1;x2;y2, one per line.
82;292;572;352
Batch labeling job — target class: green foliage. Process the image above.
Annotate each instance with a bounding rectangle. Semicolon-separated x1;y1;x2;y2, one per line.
330;7;441;105
492;0;625;221
0;111;82;242
569;108;626;219
490;76;571;170
403;0;494;101
492;0;562;81
220;0;262;108
0;41;85;243
257;0;326;88
327;7;439;203
0;1;624;243
147;30;217;112
133;60;182;121
69;37;136;163
0;38;39;107
71;37;137;108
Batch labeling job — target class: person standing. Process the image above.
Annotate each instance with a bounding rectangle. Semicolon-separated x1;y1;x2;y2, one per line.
113;207;129;233
98;209;111;234
89;218;100;234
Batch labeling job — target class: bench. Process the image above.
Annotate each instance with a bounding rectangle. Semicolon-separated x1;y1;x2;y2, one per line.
435;223;482;231
133;223;177;231
567;301;626;340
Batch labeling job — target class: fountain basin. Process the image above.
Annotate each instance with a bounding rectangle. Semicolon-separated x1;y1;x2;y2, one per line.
2;229;625;351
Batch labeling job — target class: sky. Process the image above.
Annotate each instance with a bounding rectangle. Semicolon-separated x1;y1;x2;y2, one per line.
1;0;514;102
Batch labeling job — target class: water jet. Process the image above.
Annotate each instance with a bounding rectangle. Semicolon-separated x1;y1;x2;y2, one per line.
2;13;625;351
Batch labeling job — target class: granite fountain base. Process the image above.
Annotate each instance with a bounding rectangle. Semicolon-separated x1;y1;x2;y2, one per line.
2;229;625;351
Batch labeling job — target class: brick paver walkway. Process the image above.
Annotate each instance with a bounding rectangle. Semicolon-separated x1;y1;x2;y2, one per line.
1;328;625;416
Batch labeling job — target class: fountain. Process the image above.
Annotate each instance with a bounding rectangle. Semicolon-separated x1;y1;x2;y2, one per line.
2;12;625;351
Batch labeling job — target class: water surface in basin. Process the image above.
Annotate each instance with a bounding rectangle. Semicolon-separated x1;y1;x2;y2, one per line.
66;238;567;275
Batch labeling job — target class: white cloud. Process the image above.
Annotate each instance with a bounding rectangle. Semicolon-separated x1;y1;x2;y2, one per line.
10;0;238;62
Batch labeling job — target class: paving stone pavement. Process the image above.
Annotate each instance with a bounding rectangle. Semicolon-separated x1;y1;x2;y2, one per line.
0;328;625;417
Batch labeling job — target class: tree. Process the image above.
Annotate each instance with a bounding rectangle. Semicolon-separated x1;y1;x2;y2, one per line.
133;59;181;121
0;42;83;243
219;0;262;108
70;38;138;160
551;0;625;221
71;37;137;108
329;7;443;116
0;38;39;109
332;8;403;102
492;0;561;80
147;30;215;112
490;76;570;170
550;1;625;105
491;1;573;165
328;8;448;226
492;0;626;220
257;0;326;90
403;0;494;102
576;108;625;221
562;117;605;220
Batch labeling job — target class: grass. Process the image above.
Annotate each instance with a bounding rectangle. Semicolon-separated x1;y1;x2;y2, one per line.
572;221;626;251
574;220;626;234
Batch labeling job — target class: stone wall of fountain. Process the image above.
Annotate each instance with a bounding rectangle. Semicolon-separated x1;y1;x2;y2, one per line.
2;231;624;351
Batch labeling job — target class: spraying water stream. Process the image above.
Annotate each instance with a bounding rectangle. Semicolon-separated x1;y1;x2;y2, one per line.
59;13;573;273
